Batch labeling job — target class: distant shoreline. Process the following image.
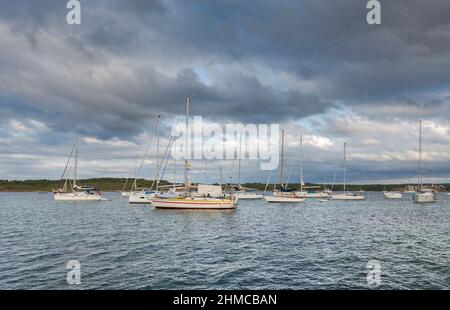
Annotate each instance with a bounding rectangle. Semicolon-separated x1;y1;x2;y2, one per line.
1;178;449;192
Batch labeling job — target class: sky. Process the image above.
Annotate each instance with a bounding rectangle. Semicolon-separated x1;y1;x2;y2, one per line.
1;0;450;184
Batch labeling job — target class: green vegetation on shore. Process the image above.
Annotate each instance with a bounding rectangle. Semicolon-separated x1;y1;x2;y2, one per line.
0;178;448;192
0;178;169;192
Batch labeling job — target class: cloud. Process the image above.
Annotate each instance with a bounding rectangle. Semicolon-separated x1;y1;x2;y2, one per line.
1;0;450;182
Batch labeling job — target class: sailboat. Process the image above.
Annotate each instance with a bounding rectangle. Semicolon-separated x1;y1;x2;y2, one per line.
233;135;263;200
330;143;366;200
404;186;416;194
151;95;236;210
413;121;438;203
294;135;330;199
120;154;141;197
129;114;161;204
233;189;263;200
383;191;402;199
264;129;306;203
53;138;105;201
120;178;131;197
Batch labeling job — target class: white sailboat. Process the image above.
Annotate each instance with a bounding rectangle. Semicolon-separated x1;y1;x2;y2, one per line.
264;129;306;203
120;178;130;197
264;194;305;203
294;135;330;199
383;191;402;199
129;115;161;204
404;182;416;194
120;154;140;197
53;138;105;201
129;189;159;204
413;121;438;203
330;142;366;201
414;188;437;203
233;135;263;200
151;95;236;210
234;191;263;200
331;192;366;200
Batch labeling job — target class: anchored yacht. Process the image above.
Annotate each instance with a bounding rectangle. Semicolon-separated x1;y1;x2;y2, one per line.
330;143;366;201
53;138;105;201
264;130;306;203
152;96;236;210
383;191;402;199
413;121;438;203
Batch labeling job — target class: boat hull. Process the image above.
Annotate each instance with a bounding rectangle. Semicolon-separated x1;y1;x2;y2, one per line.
151;198;236;209
264;196;306;203
413;193;438;203
383;192;402;199
54;193;105;201
234;193;263;200
294;191;330;198
331;194;366;200
128;191;158;204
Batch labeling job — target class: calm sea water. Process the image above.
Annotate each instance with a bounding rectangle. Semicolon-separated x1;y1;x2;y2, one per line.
0;192;449;289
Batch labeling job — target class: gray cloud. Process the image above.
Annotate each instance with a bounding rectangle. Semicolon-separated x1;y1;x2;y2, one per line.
1;0;450;181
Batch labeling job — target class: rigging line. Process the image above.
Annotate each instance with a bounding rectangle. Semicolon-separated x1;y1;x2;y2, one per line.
229;142;238;186
156;135;176;188
285;164;294;187
285;141;302;187
121;178;129;192
264;169;272;194
331;168;338;191
150;115;180;190
158;116;180;183
60;139;77;181
219;161;223;187
231;132;242;187
131;134;154;191
64;160;74;191
285;139;304;187
122;152;138;192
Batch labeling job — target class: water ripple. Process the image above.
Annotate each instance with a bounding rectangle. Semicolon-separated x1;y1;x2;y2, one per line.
0;192;449;289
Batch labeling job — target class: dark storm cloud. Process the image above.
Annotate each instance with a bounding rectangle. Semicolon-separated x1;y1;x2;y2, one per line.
0;1;333;136
154;0;450;99
2;0;450;135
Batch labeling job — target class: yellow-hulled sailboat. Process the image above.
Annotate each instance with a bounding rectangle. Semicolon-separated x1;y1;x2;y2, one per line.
151;95;236;210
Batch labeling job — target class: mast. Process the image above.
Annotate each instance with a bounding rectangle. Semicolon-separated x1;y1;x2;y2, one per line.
280;129;285;188
131;153;137;192
343;142;346;192
173;136;177;192
331;169;338;191
74;137;79;188
132;138;153;192
219;162;223;188
184;95;191;189
121;178;129;192
156;114;161;191
300;135;303;193
418;120;422;190
264;170;272;193
238;134;242;187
